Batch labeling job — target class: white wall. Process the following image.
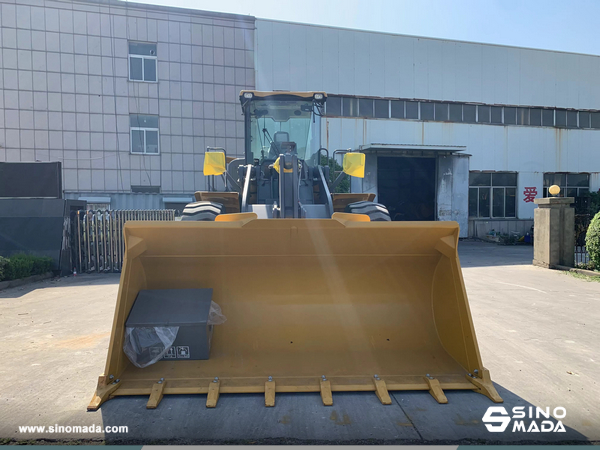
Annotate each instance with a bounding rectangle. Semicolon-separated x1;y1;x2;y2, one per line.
256;19;600;110
0;0;253;197
321;117;600;219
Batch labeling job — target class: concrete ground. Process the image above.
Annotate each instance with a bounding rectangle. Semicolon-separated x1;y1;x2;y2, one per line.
1;241;598;444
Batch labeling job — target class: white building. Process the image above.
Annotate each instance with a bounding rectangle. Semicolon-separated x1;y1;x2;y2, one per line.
0;0;254;211
1;0;599;236
256;20;600;236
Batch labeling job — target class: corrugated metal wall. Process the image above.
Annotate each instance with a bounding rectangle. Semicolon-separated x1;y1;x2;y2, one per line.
255;20;600;221
256;19;600;109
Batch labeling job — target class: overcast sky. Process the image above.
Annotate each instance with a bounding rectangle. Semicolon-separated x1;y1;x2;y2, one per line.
123;0;600;56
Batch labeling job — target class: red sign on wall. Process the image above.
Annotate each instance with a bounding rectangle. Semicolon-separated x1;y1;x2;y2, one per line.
523;187;538;203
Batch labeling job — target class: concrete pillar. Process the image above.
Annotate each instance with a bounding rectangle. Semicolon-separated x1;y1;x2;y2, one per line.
533;197;575;268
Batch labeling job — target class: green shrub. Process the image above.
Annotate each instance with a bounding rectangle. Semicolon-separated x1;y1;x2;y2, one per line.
590;191;600;218
2;254;55;281
0;256;8;281
5;254;34;280
586;211;600;269
31;256;53;275
320;155;350;194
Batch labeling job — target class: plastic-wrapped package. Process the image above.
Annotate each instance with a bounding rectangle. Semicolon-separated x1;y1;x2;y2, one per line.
208;301;227;325
123;326;179;368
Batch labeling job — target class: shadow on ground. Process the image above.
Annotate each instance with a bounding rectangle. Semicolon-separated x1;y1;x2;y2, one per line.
94;382;589;444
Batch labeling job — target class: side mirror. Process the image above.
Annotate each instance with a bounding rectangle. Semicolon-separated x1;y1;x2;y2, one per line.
342;152;365;178
204;151;226;176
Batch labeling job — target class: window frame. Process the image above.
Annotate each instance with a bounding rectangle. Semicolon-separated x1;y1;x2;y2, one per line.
468;171;517;219
130;126;160;155
128;44;158;83
318;95;600;130
543;172;590;198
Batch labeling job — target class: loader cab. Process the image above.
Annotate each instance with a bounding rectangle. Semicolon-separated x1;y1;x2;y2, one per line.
239;91;328;216
241;91;324;165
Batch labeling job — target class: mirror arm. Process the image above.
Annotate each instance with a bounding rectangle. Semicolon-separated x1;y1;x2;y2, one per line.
226;171;241;193
331;171;348;191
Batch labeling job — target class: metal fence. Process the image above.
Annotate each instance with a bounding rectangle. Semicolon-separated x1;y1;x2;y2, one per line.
574;213;591;266
75;209;175;274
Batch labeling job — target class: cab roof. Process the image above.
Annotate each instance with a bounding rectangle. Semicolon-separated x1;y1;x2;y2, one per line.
239;90;327;101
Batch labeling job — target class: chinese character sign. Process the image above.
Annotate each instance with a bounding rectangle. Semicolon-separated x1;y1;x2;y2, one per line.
523;187;537;203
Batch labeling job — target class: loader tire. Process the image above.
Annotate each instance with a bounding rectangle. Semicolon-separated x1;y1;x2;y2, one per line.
345;201;391;221
181;201;224;221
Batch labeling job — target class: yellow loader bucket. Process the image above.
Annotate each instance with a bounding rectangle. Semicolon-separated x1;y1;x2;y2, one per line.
89;213;502;410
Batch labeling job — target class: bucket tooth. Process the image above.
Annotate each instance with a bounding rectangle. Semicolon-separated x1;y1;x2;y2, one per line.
319;377;333;406
423;376;448;404
206;378;221;408
265;378;276;407
88;376;121;411
372;376;392;405
146;380;166;409
467;368;503;403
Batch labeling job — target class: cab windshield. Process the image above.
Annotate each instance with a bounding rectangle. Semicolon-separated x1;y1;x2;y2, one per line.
248;99;316;164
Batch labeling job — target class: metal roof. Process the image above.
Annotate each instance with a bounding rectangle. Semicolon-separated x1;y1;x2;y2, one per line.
359;144;467;153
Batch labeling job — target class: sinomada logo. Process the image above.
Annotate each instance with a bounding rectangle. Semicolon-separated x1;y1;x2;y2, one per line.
482;406;567;433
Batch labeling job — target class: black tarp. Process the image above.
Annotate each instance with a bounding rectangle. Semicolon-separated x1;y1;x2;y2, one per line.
0;162;62;199
0;199;86;275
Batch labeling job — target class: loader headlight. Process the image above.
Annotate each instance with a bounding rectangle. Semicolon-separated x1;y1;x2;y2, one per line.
314;93;324;100
243;92;253;99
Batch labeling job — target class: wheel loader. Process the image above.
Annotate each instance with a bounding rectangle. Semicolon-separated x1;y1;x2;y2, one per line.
89;91;502;411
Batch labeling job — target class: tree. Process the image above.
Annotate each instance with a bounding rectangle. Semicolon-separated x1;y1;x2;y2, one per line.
586;211;600;269
320;156;350;194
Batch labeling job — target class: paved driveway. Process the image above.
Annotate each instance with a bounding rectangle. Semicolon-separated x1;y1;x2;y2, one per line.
1;242;598;444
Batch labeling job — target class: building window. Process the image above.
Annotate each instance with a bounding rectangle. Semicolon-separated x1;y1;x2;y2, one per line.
504;107;516;125
579;111;591;128
530;109;542;126
491;106;503;124
420;102;434;120
449;103;462;122
406;101;419;119
567;110;578;128
434;103;449;121
469;172;517;218
326;96;341;116
359;98;374;118
463;104;476;123
374;99;389;118
129;42;157;82
542;109;554;126
342;97;358;117
130;114;159;154
477;105;490;123
555;109;567;127
321;94;600;131
516;108;529;125
390;100;404;119
543;173;589;198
